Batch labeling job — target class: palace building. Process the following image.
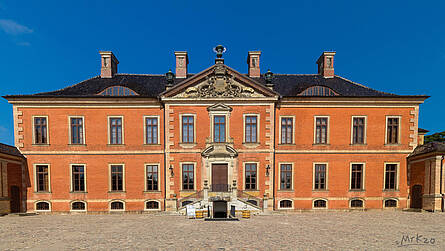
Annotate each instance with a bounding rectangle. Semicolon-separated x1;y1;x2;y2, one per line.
4;46;431;215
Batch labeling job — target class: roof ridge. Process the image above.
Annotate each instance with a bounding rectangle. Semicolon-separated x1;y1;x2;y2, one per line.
115;73;165;76
335;75;397;96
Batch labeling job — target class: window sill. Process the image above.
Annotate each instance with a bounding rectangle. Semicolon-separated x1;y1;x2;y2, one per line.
312;189;329;192
278;189;294;192
350;143;367;146
70;191;87;194
243;189;260;192
32;144;50;146
68;144;87;146
179;143;197;149
278;143;295;146
384;144;401;146
143;190;161;194
143;144;161;146
107;144;125;146
349;189;365;192
243;143;260;148
383;189;399;192
34;191;51;194
313;143;330;146
180;190;196;192
108;191;126;193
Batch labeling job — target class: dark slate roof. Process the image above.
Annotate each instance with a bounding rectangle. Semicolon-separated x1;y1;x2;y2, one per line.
0;143;25;158
3;72;427;98
408;142;445;158
418;128;429;134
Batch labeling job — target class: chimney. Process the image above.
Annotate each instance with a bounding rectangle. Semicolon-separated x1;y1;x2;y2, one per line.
175;51;188;78
247;51;261;78
100;51;119;78
316;51;336;78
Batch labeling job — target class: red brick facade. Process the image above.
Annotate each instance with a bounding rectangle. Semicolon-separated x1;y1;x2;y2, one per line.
5;49;428;213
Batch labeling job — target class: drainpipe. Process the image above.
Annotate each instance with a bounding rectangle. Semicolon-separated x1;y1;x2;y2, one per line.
272;101;277;210
163;102;167;211
441;155;444;212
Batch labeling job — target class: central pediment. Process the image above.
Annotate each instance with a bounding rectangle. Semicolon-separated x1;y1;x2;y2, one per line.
160;63;278;100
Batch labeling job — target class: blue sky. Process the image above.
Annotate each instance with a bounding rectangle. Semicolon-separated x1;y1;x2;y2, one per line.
0;1;444;145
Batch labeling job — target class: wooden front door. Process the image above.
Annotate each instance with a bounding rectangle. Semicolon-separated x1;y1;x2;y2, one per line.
10;186;20;213
411;185;423;209
212;164;228;192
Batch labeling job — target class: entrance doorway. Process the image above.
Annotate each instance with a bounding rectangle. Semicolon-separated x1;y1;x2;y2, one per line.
212;164;228;192
411;185;423;209
213;200;227;218
10;186;20;213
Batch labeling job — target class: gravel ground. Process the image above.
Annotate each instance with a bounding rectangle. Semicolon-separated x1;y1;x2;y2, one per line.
0;211;444;250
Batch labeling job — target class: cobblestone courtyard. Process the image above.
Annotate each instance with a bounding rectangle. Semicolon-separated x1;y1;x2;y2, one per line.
1;211;444;250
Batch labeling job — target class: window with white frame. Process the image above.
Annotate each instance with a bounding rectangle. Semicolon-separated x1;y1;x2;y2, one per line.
245;163;257;190
245;115;258;143
71;164;85;192
386;117;400;144
145;117;158;144
110;165;124;191
70;117;84;144
36;201;50;211
35;164;50;192
109;117;123;144
146;165;158;191
314;164;327;190
281;117;293;144
214;115;226;143
71;201;86;211
280;164;292;190
315;117;328;144
352;117;366;144
34;116;48;144
384;163;398;190
350;163;364;190
181;115;194;143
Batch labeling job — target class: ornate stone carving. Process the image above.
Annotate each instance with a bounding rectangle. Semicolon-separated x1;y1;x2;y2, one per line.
177;66;264;98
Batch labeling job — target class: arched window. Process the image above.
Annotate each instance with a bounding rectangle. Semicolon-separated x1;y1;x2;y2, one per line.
247;200;258;206
182;200;193;207
279;200;292;209
98;86;138;96
36;201;50;211
314;199;327;208
71;201;86;211
146;201;160;210
298;86;338;96
350;199;364;208
384;199;397;208
110;201;124;211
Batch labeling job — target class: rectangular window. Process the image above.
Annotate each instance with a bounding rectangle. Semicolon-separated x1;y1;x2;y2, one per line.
146;165;158;191
110;165;123;191
315;117;328;144
245;116;257;143
214;116;226;143
352;117;365;144
351;164;363;190
314;164;326;190
70;117;84;144
34;117;48;144
71;165;85;192
281;117;293;144
182;116;194;143
387;117;399;144
182;164;194;190
145;117;158;144
36;165;49;192
109;117;123;144
385;164;397;190
280;164;292;190
245;163;257;190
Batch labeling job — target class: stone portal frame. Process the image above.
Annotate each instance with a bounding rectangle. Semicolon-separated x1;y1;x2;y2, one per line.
350;115;367;145
383;162;400;191
203;157;235;190
68;115;85;145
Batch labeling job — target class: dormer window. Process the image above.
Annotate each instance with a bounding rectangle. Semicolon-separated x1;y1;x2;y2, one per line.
98;86;138;96
298;86;338;96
